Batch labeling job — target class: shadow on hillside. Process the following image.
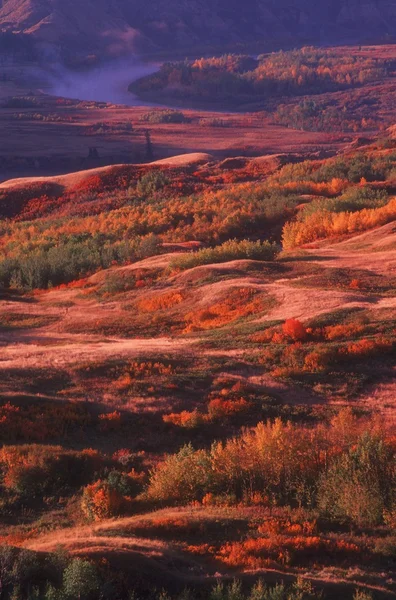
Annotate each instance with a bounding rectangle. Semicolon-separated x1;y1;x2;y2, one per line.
280;254;338;263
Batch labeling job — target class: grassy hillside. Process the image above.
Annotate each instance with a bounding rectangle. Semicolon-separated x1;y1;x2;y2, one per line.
0;138;395;599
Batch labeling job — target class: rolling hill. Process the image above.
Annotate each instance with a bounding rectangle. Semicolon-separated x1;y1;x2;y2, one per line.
0;125;395;598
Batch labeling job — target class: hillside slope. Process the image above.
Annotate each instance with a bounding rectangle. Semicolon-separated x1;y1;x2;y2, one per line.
0;144;395;598
0;0;395;58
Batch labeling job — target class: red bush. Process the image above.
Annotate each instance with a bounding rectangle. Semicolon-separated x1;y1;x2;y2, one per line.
282;319;307;342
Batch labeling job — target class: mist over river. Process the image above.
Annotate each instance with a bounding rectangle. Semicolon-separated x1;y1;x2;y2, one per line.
47;59;159;105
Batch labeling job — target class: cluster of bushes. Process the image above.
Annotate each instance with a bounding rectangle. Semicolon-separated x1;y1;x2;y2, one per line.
0;442;146;519
0;148;392;290
0;401;91;442
0;233;161;290
140;109;189;124
170;239;280;271
7;410;392;533
274;152;395;185
163;397;251;428
0;548;141;600
136;171;170;196
147;412;395;527
0;236;131;290
282;196;396;249
85;120;133;134
0;179;299;291
12;112;74;123
197;579;323;600
256;316;394;393
301;187;389;217
0;548;333;600
81;469;143;520
0;544;377;600
0;445;103;501
274;99;381;133
198;117;231;127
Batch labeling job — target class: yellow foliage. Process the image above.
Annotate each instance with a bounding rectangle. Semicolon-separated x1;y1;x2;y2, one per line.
282;197;396;249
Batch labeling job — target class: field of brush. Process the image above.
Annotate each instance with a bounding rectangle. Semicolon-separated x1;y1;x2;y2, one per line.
0;129;395;599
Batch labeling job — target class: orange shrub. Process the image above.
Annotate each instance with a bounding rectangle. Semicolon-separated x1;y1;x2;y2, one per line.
113;361;174;392
112;373;134;391
303;348;334;372
163;410;205;428
207;397;251;419
217;533;361;569
282;318;307;341
81;480;124;520
184;287;265;331
0;445;102;497
324;323;365;341
345;336;393;357
282;197;396;248
271;331;286;344
282;178;348;197
128;361;174;376
137;291;185;312
349;278;362;290
251;328;275;343
257;517;317;536
163;398;252;427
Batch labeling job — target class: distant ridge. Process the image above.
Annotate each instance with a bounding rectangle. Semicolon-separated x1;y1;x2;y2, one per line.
0;0;395;61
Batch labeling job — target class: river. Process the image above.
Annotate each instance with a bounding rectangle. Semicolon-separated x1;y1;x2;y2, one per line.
47;59;159;105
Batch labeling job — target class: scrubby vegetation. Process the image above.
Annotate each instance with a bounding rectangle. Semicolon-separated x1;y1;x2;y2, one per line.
0;548;329;600
1;145;393;291
283;196;396;249
170;240;280;270
0;140;395;599
131;47;395;133
132;48;392;105
273;98;381;133
147;412;395;526
140;109;189;124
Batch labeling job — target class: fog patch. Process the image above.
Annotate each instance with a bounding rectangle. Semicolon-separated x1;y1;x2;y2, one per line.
47;59;159;105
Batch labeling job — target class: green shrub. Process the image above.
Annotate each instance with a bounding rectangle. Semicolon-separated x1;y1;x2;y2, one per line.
147;443;213;503
137;171;170;196
373;536;396;557
318;433;395;526
208;579;321;600
0;235;138;290
62;559;100;600
140;109;189;124
300;187;388;219
137;233;162;258
311;153;379;183
170;239;280;271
